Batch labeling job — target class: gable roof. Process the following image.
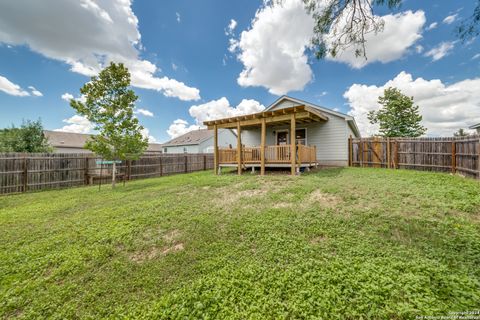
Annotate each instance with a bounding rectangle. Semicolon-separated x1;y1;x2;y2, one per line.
265;95;360;137
44;130;163;152
163;129;215;147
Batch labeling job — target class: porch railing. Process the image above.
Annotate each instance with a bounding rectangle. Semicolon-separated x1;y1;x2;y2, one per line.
218;145;316;165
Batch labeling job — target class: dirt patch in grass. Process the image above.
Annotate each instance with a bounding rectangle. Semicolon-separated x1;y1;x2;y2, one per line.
310;235;328;244
163;229;181;242
129;229;184;263
273;202;292;209
306;190;342;208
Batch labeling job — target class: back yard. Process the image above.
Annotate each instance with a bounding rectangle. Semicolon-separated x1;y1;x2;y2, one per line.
1;168;479;319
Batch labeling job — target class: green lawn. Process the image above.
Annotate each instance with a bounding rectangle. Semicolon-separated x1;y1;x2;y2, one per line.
1;168;479;319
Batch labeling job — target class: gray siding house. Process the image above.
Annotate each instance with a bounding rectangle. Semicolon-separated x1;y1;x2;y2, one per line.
241;96;360;167
162;129;237;154
204;95;360;175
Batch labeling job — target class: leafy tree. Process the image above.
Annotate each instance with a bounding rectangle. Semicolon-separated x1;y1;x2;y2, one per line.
453;128;470;137
70;62;148;187
298;0;479;59
0;119;52;152
368;87;426;137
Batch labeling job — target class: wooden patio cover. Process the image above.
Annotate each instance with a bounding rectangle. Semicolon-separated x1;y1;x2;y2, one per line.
203;105;328;176
204;105;328;129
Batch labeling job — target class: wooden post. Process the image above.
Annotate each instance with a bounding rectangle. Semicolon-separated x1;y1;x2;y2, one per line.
203;154;207;171
394;140;399;169
184;154;188;173
213;124;219;175
159;156;163;176
260;118;266;175
23;157;28;193
359;139;364;167
478;138;480;179
451;141;456;174
127;160;131;180
290;113;296;175
84;157;89;185
386;137;391;169
237;122;242;175
348;135;353;167
314;145;317;168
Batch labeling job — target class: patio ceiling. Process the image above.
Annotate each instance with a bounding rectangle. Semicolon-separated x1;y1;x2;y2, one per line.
203;105;328;129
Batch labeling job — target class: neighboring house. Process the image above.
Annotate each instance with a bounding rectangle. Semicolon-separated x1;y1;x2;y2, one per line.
469;123;480;134
44;130;163;153
204;95;361;175
162;129;237;154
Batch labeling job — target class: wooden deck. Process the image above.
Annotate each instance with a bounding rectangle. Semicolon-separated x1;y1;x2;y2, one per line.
218;144;317;169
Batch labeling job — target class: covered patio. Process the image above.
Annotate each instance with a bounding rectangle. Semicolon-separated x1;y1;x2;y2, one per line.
203;105;328;175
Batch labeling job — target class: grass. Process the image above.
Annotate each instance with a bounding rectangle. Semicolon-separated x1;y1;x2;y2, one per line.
1;167;479;319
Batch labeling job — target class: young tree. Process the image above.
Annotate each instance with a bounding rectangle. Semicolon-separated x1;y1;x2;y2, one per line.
0;119;52;152
70;62;148;187
297;0;480;59
454;128;470;137
368;87;426;137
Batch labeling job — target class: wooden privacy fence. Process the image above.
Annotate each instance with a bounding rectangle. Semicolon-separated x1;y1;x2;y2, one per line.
0;153;214;195
349;136;480;178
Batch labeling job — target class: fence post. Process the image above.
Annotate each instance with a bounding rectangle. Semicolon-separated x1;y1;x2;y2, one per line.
84;157;89;185
127;160;131;180
159;156;163;176
478;138;480;179
394;141;399;169
359;139;364;167
451;141;456;174
348;135;353;167
23;157;28;193
184;155;188;173
203;154;207;170
386;137;391;169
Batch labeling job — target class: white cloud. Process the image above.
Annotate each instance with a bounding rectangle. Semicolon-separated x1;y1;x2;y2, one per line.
166;119;201;139
171;63;178;71
328;10;426;68
176;12;181;23
424;41;455;61
0;0;200;101
415;45;424;54
472;53;480;60
28;86;43;97
56;115;94;133
426;22;438;30
0;75;30;96
61;93;74;102
225;19;237;36
166;97;266;139
344;71;480;136
230;0;314;95
61;92;86;103
141;127;157;143
134;108;154;117
189;97;265;125
443;14;458;25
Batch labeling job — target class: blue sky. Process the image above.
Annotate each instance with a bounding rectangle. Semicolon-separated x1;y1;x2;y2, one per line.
0;0;479;142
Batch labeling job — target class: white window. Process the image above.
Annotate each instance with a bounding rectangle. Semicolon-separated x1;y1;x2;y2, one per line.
295;128;307;145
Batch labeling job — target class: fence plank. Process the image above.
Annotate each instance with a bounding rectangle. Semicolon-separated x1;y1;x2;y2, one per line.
350;136;480;178
0;153;214;195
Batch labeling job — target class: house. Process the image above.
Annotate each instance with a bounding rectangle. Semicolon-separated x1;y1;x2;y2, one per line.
44;130;163;153
203;95;360;175
162;128;237;154
469;123;480;134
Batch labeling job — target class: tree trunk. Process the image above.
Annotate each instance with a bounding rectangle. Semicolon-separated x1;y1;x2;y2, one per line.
112;161;116;188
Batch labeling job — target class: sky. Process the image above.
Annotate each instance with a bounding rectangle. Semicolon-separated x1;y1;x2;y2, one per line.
0;0;479;143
